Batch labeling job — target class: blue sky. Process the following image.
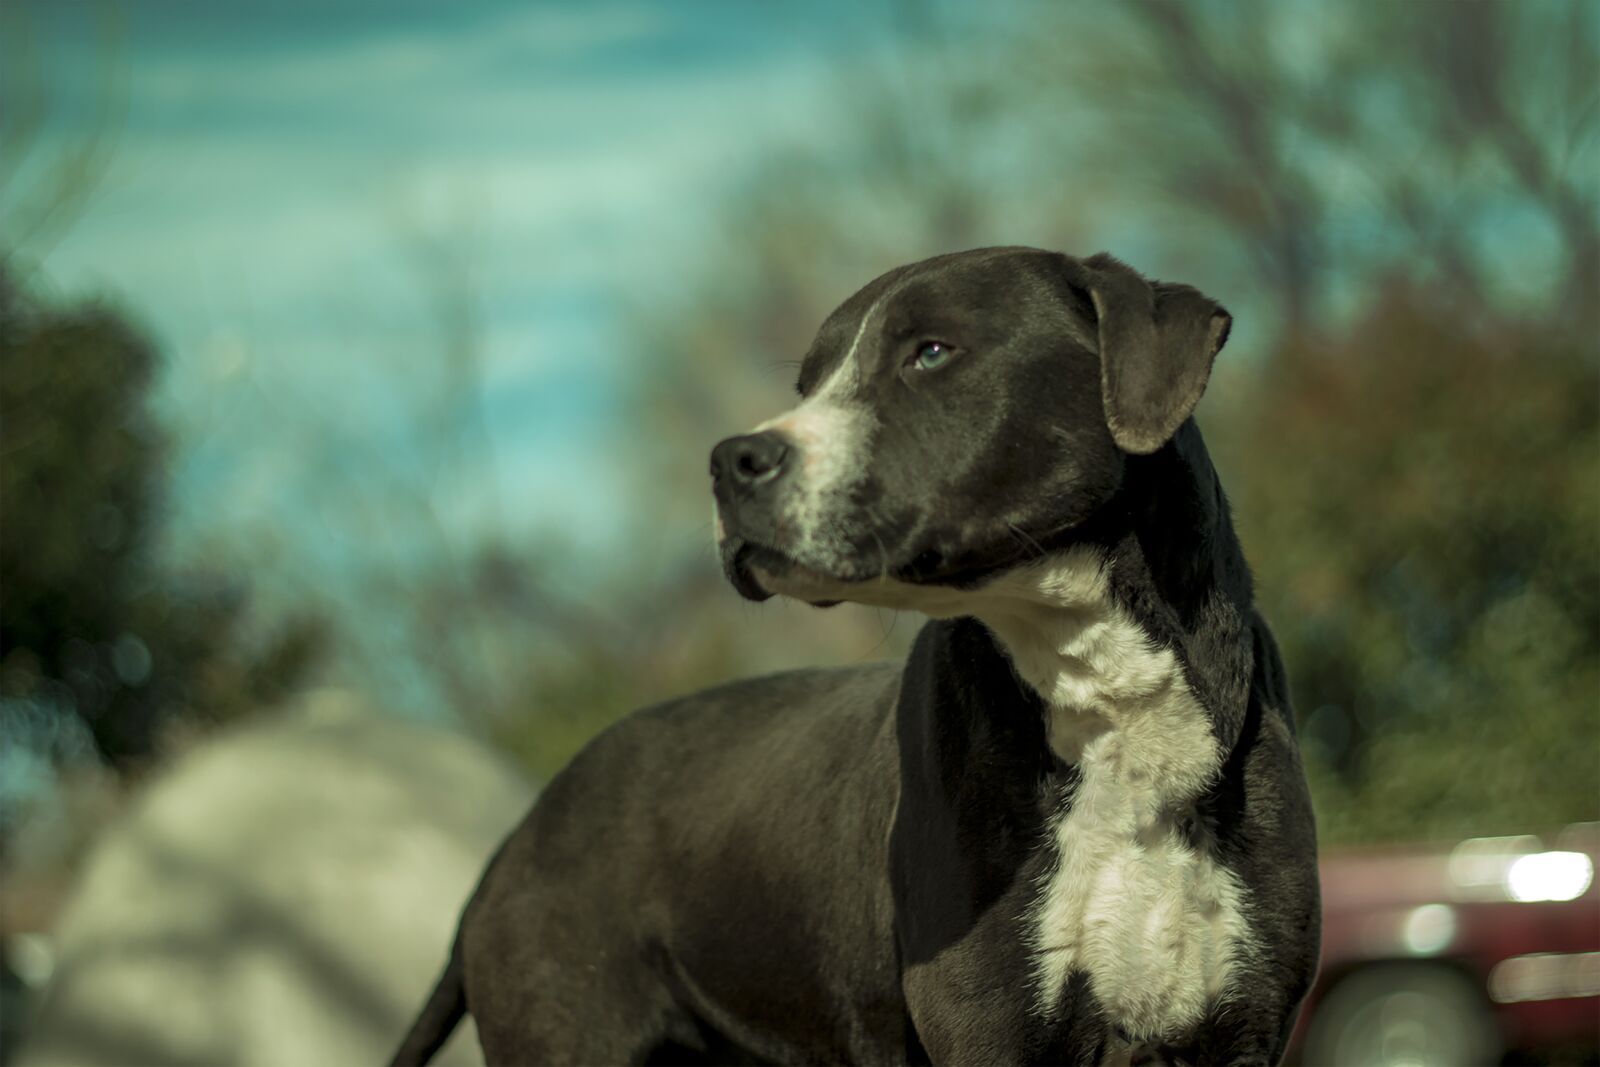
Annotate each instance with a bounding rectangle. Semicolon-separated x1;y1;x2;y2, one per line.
16;0;896;563
17;0;1584;605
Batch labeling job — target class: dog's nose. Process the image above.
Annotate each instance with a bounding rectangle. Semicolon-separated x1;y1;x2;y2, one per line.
710;432;790;489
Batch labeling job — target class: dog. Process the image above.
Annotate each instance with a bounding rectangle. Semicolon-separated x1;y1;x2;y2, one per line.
392;247;1321;1066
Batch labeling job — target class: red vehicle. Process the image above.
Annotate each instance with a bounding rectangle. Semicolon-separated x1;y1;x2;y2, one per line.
1290;823;1600;1065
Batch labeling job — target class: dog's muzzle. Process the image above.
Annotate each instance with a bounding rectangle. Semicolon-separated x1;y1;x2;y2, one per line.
711;431;795;602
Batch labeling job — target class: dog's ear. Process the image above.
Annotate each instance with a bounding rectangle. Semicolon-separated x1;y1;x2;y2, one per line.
1073;253;1232;455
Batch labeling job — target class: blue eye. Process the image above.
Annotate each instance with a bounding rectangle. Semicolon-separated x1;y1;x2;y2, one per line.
911;341;954;371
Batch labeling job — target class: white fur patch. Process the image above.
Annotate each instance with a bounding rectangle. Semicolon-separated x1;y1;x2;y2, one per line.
980;549;1252;1040
746;296;883;570
755;548;1254;1041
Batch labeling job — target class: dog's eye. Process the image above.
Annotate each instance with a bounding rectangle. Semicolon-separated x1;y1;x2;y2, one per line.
910;341;954;371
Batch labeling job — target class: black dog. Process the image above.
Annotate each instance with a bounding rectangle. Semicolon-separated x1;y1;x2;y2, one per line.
393;247;1320;1066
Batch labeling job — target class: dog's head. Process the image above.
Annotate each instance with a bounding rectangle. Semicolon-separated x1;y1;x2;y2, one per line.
710;246;1231;608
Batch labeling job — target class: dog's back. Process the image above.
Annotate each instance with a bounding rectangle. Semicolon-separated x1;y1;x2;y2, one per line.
415;663;908;1064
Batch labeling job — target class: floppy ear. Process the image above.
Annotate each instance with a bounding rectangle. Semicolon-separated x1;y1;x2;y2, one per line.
1077;253;1232;455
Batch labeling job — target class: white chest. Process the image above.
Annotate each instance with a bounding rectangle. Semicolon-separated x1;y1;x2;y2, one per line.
975;552;1252;1042
1030;731;1251;1041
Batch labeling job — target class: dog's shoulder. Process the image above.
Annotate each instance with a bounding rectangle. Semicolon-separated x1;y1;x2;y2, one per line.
530;661;901;821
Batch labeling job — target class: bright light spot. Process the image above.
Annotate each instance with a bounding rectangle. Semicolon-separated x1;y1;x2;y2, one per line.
1449;834;1540;890
1505;851;1594;903
1402;903;1456;955
1489;951;1600;1004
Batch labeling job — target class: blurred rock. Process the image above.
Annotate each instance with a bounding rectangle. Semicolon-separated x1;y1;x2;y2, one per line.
13;691;534;1067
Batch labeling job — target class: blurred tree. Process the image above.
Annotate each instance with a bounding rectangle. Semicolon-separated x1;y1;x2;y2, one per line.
0;3;322;790
1214;286;1599;842
0;3;124;276
1042;0;1598;345
1048;0;1600;840
0;267;325;776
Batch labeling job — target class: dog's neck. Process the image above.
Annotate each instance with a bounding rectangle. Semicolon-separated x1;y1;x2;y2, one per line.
958;422;1254;771
971;550;1194;770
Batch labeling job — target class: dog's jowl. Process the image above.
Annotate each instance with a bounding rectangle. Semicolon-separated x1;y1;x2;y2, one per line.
393;247;1321;1067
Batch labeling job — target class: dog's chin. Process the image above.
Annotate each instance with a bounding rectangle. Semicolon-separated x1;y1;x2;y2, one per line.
722;534;1053;623
718;536;1008;613
749;565;849;609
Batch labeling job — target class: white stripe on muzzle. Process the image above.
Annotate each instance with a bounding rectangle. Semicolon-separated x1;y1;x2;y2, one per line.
750;293;885;568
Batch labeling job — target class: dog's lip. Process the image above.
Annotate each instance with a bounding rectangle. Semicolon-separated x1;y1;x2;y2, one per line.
721;539;774;602
723;530;1005;609
721;538;856;607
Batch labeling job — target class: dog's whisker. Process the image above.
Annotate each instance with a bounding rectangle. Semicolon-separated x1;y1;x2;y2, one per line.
1007;521;1049;562
859;502;894;582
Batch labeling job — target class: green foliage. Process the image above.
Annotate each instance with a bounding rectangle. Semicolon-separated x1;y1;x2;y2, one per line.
1212;289;1599;843
0;268;323;770
485;631;743;785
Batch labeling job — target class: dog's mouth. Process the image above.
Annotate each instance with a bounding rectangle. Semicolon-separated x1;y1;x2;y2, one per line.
719;537;848;607
720;538;775;602
719;532;1001;611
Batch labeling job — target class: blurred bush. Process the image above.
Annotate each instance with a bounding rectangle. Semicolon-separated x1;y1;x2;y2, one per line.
0;8;327;874
0;269;324;836
1215;289;1598;843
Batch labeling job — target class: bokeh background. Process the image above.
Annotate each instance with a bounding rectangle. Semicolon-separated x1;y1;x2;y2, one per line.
2;1;1596;1064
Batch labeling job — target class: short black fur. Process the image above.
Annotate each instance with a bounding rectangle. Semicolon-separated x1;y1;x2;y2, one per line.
393;247;1320;1067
